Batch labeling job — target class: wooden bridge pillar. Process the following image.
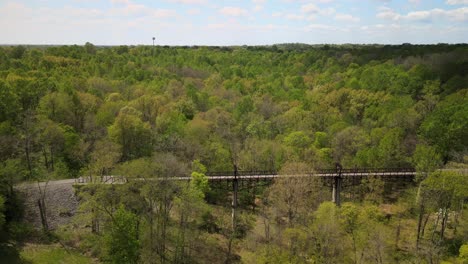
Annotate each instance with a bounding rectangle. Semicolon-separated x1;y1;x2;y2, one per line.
332;164;343;206
332;176;342;206
227;165;239;263
232;165;238;232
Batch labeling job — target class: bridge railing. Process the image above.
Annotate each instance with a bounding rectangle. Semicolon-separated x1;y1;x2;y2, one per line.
75;175;128;184
206;168;416;177
206;171;279;176
73;168;417;184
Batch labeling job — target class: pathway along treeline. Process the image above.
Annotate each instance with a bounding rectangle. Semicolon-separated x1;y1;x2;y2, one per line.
0;43;467;263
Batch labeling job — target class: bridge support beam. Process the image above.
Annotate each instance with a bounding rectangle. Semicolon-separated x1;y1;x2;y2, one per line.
231;165;238;233
332;164;343;206
332;176;342;206
227;165;239;263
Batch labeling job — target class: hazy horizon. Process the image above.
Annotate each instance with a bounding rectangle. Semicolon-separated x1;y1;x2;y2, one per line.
1;42;468;47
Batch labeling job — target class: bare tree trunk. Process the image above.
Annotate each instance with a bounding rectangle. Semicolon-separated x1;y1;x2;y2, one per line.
91;208;99;233
351;233;357;264
148;199;155;261
37;198;48;232
25;139;33;178
22;110;35;179
175;213;188;263
431;210;441;242
395;218;401;251
37;181;50;233
416;203;425;249
454;199;464;236
440;207;449;241
422;213;430;237
50;146;54;171
42;147;49;169
263;214;270;242
226;234;235;264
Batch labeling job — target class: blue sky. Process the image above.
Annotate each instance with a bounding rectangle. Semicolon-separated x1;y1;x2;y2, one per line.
1;0;467;45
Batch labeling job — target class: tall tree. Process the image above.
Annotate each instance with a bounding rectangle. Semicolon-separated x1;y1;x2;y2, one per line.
108;106;152;161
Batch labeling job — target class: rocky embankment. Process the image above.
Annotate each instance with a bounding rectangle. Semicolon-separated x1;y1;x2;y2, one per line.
16;179;79;230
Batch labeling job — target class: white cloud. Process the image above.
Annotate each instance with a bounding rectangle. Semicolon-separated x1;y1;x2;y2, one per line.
167;0;208;4
111;0;131;4
108;0;178;18
301;3;320;13
272;11;283;17
301;3;335;16
253;4;264;12
187;8;200;15
285;0;333;3
110;3;147;16
207;23;227;29
377;7;468;22
252;0;265;12
272;11;318;21
405;10;431;20
152;9;177;18
304;23;341;31
446;0;468;5
408;0;421;4
335;13;360;22
219;6;249;17
360;23;429;33
207;22;287;32
321;8;336;16
376;7;399;20
285;13;305;20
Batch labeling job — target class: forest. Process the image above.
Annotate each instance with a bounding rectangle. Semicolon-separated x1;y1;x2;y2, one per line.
0;43;467;263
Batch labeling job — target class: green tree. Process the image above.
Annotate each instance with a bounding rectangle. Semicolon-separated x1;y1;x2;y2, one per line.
377;128;406;167
108;106;152;161
314;131;329;149
190;159;209;196
0;81;19;122
420;90;467;163
0;196;5;230
89;140;121;177
283;131;311;149
412;144;442;182
311;202;346;263
104;205;140;264
84;42;96;55
459;244;468;264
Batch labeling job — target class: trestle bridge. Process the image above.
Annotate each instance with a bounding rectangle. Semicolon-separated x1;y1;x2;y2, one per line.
76;167;417;206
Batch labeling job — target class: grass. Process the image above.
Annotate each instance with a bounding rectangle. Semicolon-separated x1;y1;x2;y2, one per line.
20;243;97;264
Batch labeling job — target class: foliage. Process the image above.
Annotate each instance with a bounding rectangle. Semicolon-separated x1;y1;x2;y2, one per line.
413;144;442;182
103;206;140;264
20;243;94;264
0;43;467;263
0;196;5;230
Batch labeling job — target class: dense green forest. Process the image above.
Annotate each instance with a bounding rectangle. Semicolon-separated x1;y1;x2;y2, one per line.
0;43;467;263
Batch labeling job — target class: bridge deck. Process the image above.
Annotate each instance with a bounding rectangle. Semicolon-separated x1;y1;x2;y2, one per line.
75;168;417;184
174;171;416;181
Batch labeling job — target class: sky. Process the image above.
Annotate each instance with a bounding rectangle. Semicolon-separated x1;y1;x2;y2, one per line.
0;0;467;45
